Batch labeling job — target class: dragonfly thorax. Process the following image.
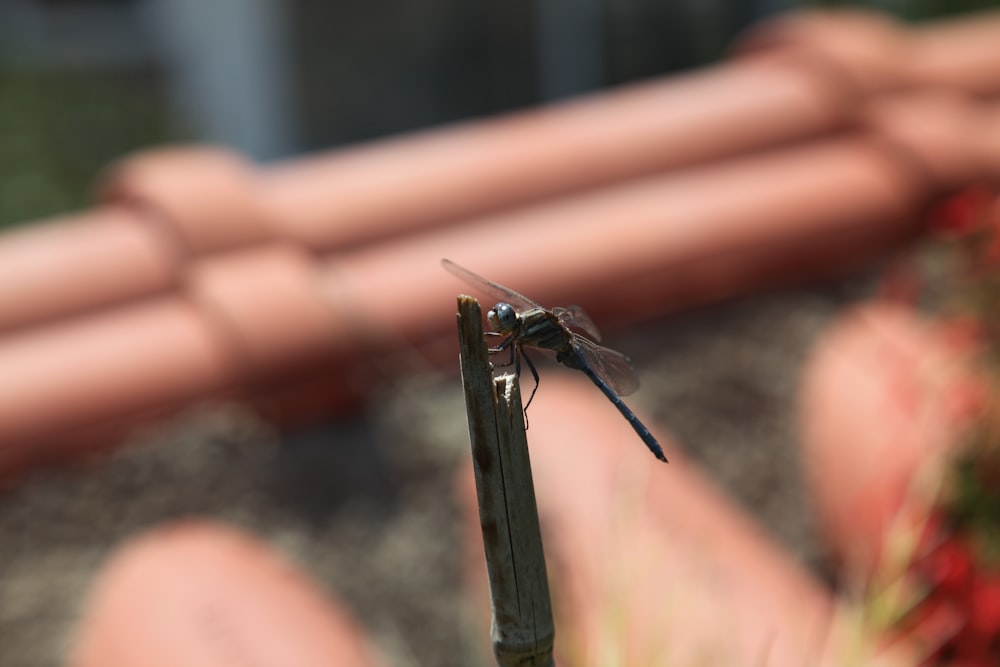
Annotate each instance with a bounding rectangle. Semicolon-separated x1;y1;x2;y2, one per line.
487;302;519;333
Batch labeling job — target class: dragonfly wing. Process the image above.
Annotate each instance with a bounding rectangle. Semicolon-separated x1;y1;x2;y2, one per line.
572;336;640;397
441;259;541;312
554;305;602;342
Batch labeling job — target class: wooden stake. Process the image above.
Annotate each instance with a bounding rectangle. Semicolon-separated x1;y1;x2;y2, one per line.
456;295;555;667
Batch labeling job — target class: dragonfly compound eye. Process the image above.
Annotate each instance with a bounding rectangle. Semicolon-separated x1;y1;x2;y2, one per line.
488;303;518;332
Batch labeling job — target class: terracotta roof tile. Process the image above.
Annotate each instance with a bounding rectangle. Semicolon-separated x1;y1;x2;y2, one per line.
5;8;1000;474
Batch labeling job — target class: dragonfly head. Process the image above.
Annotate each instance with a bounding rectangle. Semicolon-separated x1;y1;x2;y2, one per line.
487;302;519;333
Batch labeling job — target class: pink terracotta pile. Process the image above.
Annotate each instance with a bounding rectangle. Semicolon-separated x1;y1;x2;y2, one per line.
7;7;1000;666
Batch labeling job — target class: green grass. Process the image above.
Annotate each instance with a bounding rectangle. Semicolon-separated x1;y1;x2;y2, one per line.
811;0;1000;22
0;66;175;229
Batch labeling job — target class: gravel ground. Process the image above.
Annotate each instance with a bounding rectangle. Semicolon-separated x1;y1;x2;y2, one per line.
0;276;873;667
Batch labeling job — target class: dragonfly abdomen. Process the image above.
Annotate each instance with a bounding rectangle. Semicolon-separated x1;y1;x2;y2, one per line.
579;365;668;462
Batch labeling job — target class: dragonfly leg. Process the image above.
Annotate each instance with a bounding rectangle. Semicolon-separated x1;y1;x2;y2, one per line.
488;334;517;368
519;347;540;416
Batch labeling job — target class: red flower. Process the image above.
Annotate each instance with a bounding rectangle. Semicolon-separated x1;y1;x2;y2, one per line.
929;186;993;237
947;656;997;667
968;575;1000;637
922;538;975;596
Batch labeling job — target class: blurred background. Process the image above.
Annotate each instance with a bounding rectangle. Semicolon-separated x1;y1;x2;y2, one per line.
0;0;992;228
1;1;998;666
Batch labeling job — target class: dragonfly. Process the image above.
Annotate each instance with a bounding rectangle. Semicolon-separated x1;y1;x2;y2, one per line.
443;259;667;463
